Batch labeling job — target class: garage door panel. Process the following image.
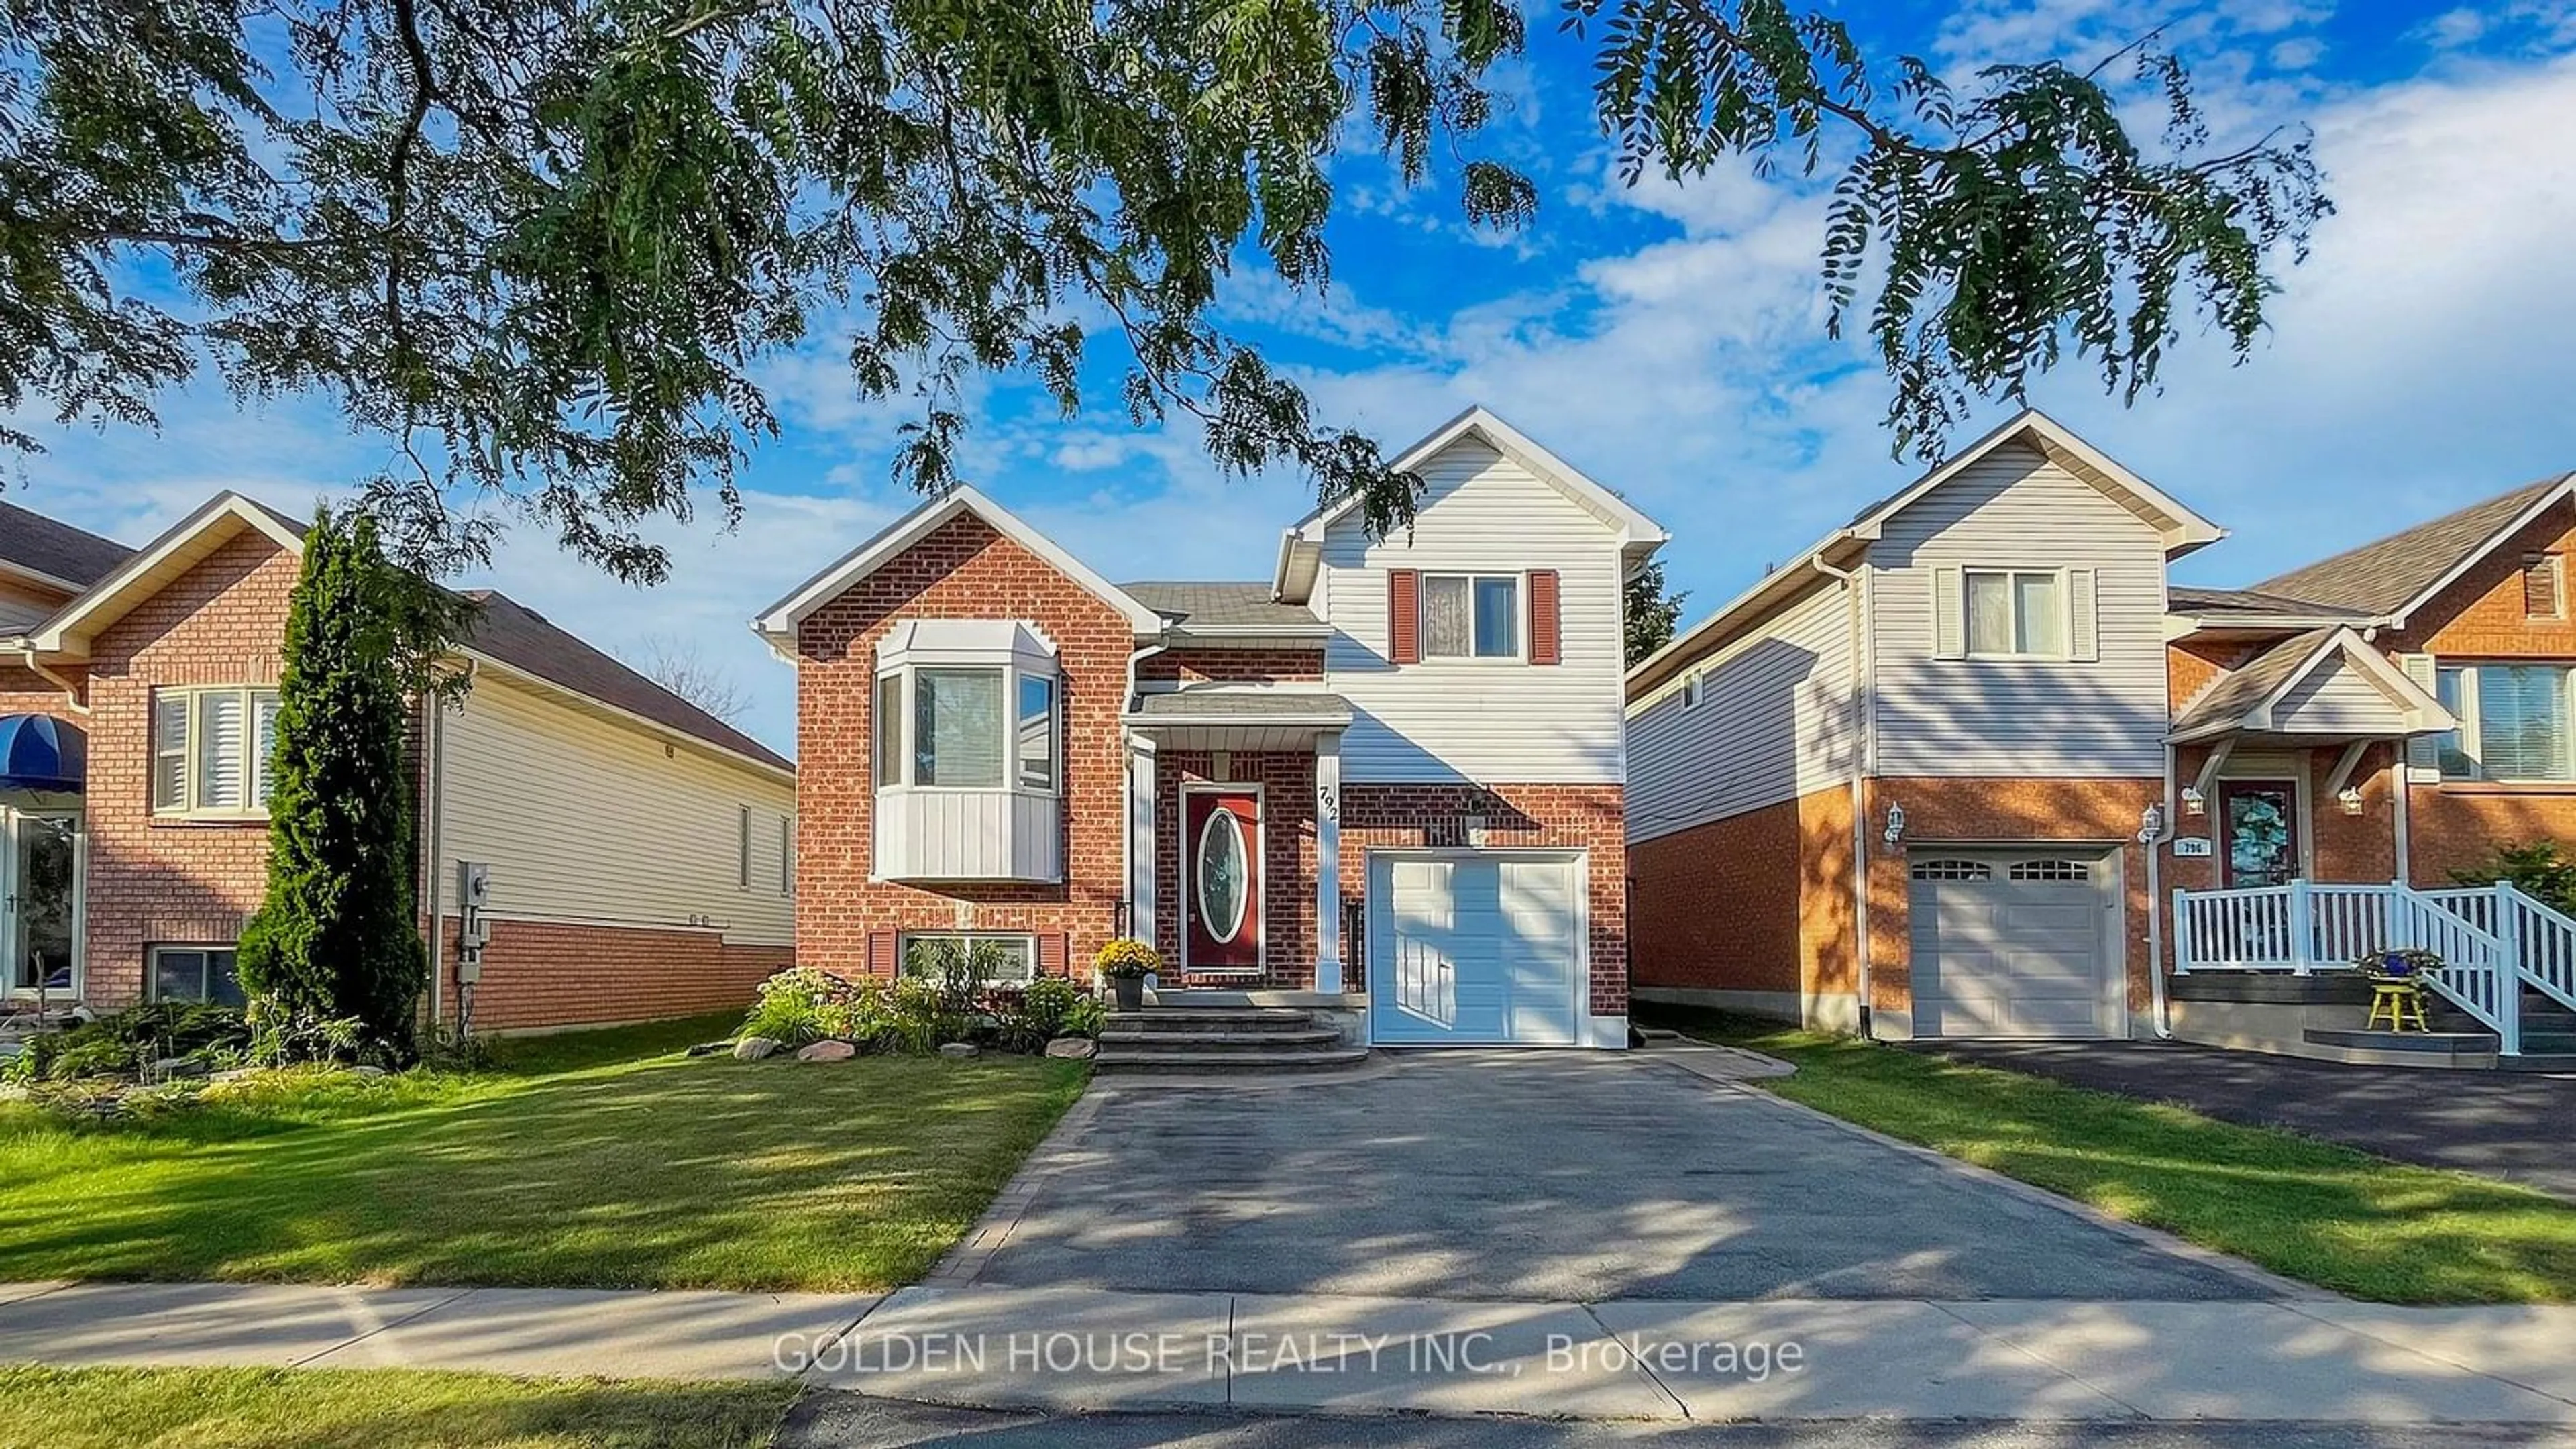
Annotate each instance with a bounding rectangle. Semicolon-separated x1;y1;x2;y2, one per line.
1371;853;1585;1046
1910;852;2118;1041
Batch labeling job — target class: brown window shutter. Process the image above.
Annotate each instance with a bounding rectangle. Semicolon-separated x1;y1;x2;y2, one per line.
866;930;896;979
1388;570;1421;664
2526;555;2562;619
1528;570;1562;665
1037;932;1068;977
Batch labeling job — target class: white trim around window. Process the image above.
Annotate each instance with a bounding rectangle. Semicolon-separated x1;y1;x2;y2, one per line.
873;661;1059;796
1960;567;2070;660
150;686;282;819
1418;572;1523;661
2434;660;2576;783
898;931;1037;985
148;943;246;1006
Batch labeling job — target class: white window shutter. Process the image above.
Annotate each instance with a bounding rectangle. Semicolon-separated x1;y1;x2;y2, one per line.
2399;653;2442;780
2067;568;2100;661
1931;566;1966;659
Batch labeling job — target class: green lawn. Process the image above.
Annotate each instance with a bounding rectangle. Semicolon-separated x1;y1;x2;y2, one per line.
0;1365;796;1449
0;1012;1087;1291
1644;1006;2576;1303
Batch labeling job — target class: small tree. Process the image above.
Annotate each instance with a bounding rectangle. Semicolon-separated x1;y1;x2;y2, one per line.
237;508;447;1063
1624;559;1689;667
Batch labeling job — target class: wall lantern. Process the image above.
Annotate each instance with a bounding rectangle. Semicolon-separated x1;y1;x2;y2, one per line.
2179;786;2206;816
1882;802;1907;846
2137;804;2164;844
2338;786;2366;816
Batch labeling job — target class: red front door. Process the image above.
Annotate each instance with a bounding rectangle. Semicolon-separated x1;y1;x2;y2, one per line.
1183;790;1261;972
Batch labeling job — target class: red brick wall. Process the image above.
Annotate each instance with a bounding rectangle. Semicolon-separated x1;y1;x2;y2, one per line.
435;917;788;1034
80;531;297;1008
790;512;1134;979
1154;749;1318;985
1863;777;2161;1019
1139;649;1323;685
1629;785;1856;1007
1338;782;1629;1017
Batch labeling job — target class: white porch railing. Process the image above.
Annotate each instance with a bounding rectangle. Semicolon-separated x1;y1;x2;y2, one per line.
2171;879;2532;1053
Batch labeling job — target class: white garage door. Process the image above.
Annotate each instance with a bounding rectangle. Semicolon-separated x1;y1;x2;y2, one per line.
1367;851;1585;1045
1909;851;2123;1039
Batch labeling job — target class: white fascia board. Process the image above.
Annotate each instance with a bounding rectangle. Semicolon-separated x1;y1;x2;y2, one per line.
1291;405;1669;548
26;492;305;655
753;484;1163;644
2387;473;2576;631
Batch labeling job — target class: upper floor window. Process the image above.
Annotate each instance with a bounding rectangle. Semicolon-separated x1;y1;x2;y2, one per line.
870;629;1058;795
2436;662;2576;782
2526;554;2564;621
1964;569;2064;658
151;686;281;817
914;667;1006;786
1682;672;1704;709
1422;573;1519;659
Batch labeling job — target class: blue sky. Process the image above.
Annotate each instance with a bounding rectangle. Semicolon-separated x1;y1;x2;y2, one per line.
9;0;2574;754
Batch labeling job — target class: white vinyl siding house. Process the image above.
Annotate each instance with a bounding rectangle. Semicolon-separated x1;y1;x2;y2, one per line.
1868;444;2171;777
439;671;796;947
1625;580;1858;843
1320;437;1628;784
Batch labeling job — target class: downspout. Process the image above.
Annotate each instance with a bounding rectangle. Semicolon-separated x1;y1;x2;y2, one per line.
18;649;87;715
2145;741;2178;1039
1811;555;1874;1041
1121;640;1167;936
425;661;470;1029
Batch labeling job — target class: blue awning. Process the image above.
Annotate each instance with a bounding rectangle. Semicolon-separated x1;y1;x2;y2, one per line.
0;714;84;792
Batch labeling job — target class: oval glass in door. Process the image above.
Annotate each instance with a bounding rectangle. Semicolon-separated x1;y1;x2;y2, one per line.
1196;810;1248;943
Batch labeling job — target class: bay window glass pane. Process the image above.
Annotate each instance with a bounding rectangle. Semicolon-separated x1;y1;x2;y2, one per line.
873;672;902;786
195;691;247;810
915;667;1003;786
252;692;282;805
152;694;188;810
2012;572;2063;655
2435;667;2475;777
1016;674;1056;791
2477;665;2573;780
1472;577;1519;657
1965;572;2012;654
1421;576;1471;657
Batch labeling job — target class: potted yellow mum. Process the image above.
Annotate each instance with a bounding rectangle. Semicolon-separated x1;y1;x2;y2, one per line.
1094;938;1160;1012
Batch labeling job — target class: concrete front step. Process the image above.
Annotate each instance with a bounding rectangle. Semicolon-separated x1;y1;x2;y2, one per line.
1094;1046;1372;1075
1095;1027;1345;1051
1104;1008;1321;1035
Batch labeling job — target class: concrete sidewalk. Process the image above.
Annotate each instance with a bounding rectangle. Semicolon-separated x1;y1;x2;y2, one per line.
5;1278;2575;1425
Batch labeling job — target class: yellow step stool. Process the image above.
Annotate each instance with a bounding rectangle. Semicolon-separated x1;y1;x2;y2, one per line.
2366;977;2430;1033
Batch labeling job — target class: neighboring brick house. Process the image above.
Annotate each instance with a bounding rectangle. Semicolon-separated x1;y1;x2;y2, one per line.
755;407;1666;1047
1625;408;2576;1060
1;492;796;1033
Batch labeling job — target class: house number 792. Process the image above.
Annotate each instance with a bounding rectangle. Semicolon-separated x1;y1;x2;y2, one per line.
1316;784;1338;821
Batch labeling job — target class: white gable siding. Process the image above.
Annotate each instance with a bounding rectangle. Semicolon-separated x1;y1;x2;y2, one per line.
1869;445;2169;777
1625;579;1857;843
1320;439;1626;782
441;674;796;946
2273;656;2406;734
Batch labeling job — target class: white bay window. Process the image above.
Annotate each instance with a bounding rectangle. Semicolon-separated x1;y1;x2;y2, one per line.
871;621;1061;881
152;686;282;816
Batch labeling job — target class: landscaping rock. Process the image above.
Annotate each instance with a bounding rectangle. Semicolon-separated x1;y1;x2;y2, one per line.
938;1042;981;1059
349;1065;388;1079
685;1040;738;1057
151;1057;210;1079
1043;1038;1097;1059
732;1036;783;1061
208;1068;259;1083
796;1040;856;1063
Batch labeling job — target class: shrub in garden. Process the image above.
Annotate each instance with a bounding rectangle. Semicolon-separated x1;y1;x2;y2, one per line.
2451;841;2576;916
7;1003;250;1083
739;967;847;1045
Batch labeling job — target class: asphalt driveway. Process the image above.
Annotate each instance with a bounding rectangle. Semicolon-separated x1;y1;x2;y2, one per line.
970;1051;2269;1301
1926;1040;2576;1203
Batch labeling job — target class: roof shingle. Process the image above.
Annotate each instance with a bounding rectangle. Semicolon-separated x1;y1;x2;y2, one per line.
2253;477;2571;616
1119;581;1322;633
0;498;134;589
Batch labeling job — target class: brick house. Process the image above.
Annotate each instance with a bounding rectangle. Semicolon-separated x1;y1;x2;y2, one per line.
1;492;796;1034
755;407;1666;1047
1624;409;2576;1065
